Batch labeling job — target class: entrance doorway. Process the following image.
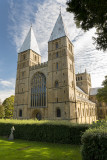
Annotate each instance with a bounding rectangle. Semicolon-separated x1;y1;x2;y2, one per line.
36;112;42;120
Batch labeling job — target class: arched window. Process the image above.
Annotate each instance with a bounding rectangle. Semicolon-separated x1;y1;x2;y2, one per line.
55;81;59;87
23;54;26;60
56;108;61;117
56;42;58;49
56;62;58;70
31;72;46;107
19;109;22;117
35;55;36;61
56;52;58;58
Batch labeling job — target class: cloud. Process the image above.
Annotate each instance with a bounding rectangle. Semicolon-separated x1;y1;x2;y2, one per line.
8;0;107;88
0;79;15;102
0;80;12;87
0;79;15;88
0;89;15;103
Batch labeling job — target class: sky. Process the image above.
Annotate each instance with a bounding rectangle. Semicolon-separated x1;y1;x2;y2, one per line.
0;0;107;102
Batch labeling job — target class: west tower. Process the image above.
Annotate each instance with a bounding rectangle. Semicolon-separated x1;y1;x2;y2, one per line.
14;27;41;119
47;13;77;121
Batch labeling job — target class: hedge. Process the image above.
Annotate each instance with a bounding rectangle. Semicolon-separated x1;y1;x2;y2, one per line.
0;120;89;144
81;128;107;160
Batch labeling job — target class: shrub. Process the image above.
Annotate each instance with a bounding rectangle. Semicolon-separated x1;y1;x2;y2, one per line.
91;119;107;129
81;127;107;160
0;120;89;144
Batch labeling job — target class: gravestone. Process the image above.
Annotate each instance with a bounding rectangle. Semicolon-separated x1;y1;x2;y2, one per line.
8;126;15;140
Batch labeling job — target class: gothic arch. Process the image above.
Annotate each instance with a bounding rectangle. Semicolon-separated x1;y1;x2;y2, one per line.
32;109;42;120
31;72;46;107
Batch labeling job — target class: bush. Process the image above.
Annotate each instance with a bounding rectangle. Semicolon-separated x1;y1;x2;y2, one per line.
81;128;107;160
0;120;89;144
91;119;107;129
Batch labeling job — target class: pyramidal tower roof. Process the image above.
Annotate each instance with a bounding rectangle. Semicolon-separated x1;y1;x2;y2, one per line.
19;26;40;55
49;12;69;42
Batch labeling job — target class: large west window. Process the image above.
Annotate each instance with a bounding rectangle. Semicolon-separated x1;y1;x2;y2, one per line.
31;72;46;107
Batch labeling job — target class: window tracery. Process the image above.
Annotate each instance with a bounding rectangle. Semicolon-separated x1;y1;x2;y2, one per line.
31;72;46;107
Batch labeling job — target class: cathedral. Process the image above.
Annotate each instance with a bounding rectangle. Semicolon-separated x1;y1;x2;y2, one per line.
14;12;96;123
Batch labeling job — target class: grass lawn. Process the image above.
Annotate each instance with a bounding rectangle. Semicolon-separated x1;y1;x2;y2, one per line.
0;137;82;160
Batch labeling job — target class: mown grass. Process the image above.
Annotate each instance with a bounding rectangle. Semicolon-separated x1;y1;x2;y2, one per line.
0;137;82;160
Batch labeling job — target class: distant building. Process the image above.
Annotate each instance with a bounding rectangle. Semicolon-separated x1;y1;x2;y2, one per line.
14;12;97;123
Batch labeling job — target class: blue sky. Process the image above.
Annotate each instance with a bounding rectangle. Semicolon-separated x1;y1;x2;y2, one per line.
0;0;107;102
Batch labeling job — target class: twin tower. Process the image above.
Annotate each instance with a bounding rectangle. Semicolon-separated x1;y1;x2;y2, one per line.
14;12;96;123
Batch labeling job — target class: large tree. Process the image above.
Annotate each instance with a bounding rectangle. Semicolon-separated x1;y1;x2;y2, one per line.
3;95;15;118
0;105;5;118
66;0;107;51
97;76;107;103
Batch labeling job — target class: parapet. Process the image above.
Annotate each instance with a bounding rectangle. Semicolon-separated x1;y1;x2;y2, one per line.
30;61;48;71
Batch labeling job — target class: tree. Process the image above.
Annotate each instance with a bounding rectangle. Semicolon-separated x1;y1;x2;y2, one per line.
97;76;107;103
66;0;107;51
0;105;5;118
3;95;15;118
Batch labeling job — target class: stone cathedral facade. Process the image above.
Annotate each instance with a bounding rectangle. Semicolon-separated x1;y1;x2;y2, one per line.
14;13;96;123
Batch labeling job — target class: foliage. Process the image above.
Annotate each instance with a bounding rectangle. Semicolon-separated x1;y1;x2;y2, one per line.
0;105;5;118
2;95;14;118
81;127;107;160
66;0;107;51
81;121;107;160
0;119;89;144
0;137;82;160
97;76;107;103
90;119;107;129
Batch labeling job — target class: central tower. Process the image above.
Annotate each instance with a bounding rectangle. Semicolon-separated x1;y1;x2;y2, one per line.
47;13;77;121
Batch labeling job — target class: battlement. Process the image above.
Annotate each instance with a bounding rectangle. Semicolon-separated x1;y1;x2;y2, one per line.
30;61;48;71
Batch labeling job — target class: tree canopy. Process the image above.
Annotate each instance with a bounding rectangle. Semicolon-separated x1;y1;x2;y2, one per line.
97;76;107;103
3;95;15;118
0;105;5;118
66;0;107;51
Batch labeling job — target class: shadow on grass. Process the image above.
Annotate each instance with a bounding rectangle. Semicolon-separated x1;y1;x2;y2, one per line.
0;137;82;160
